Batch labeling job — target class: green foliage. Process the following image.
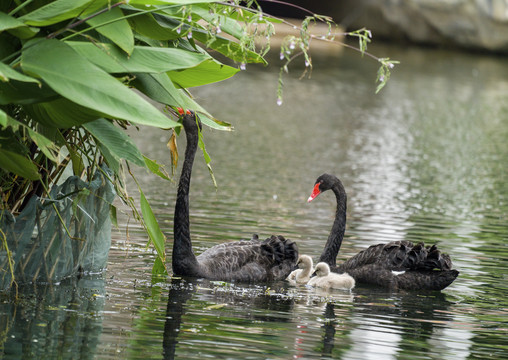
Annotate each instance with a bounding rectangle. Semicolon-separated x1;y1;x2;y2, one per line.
0;0;397;281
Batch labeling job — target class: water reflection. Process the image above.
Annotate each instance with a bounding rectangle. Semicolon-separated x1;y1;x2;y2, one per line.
157;276;475;360
111;43;508;359
2;43;508;359
0;276;106;359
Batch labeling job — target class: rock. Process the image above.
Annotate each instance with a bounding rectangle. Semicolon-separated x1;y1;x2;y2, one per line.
262;0;508;53
332;0;508;53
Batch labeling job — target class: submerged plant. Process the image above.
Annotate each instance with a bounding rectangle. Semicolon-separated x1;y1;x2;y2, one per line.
0;0;397;284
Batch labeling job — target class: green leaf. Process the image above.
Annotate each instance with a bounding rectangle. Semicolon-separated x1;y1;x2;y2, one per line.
152;256;168;281
85;6;134;55
0;11;39;39
1;114;60;163
132;72;230;130
198;123;217;188
0;80;58;105
25;98;102;128
138;185;166;268
97;142;119;173
0;148;40;180
21;39;179;129
144;155;171;181
0;62;40;84
27;128;59;163
67;41;209;73
169;59;238;88
128;13;180;41
129;0;218;5
0;109;6;127
19;0;105;26
110;204;119;229
83;118;145;167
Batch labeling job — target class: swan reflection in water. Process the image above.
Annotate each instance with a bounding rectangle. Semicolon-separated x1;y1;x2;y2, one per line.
162;278;457;359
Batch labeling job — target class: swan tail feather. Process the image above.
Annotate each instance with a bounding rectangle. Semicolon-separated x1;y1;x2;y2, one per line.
261;235;299;280
341;241;455;272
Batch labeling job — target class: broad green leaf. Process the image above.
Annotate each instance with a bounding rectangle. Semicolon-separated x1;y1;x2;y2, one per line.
27;128;59;163
1;114;60;163
0;80;58;105
84;118;145;167
19;0;105;26
144;156;171;181
0;148;40;180
97;142;119;173
128;13;180;41
132;72;230;130
132;72;180;105
25;98;102;128
67;41;209;73
0;109;6;127
85;6;134;55
0;11;39;39
129;0;218;5
169;59;238;88
0;61;40;84
21;39;179;129
0;11;26;31
138;185;166;267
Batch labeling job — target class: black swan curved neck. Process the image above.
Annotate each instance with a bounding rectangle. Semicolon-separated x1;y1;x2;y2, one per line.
318;180;347;268
312;173;459;290
173;114;200;276
171;112;298;282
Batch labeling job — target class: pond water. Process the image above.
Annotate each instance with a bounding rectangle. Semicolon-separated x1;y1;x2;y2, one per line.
2;43;508;359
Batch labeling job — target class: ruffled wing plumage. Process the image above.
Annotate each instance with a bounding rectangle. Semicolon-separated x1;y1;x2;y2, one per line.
196;235;298;282
332;240;458;290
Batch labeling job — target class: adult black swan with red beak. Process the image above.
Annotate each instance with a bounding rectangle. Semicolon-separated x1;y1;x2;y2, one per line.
171;108;298;282
308;173;459;291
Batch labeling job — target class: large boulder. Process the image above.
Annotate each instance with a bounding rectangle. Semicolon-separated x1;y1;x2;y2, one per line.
264;0;508;53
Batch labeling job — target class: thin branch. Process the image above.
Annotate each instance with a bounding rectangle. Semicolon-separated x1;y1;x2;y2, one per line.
219;1;385;63
47;1;125;39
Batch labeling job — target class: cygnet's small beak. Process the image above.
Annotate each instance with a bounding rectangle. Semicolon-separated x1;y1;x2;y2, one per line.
310;270;317;278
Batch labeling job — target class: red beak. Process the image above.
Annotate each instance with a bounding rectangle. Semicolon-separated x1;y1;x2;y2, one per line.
176;107;191;115
308;182;321;202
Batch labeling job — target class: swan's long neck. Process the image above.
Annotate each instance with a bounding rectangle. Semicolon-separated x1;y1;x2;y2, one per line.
318;182;347;268
300;263;313;278
172;120;200;275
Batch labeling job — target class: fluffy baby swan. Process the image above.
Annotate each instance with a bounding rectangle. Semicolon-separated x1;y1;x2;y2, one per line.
308;262;355;290
287;255;314;284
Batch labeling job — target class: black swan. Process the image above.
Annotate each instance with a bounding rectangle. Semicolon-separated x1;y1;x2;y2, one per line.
307;173;459;291
172;108;298;282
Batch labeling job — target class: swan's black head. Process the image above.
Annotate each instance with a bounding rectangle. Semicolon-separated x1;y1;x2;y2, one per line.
307;173;340;202
177;107;202;133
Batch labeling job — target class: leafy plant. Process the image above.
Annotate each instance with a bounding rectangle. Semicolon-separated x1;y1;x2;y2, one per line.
0;0;397;281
